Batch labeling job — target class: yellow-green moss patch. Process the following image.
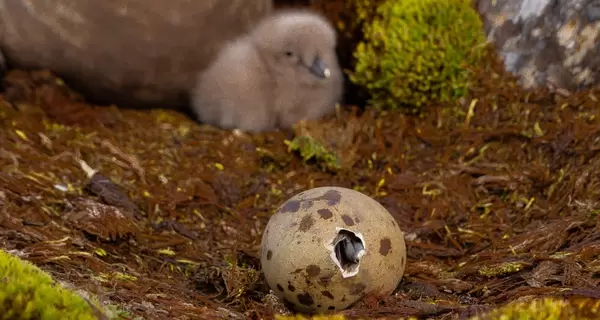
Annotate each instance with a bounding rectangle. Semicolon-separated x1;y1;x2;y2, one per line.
472;297;600;320
350;0;486;111
285;135;341;171
0;249;106;320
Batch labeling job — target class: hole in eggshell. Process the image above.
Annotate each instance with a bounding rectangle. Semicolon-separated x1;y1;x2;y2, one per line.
325;228;366;278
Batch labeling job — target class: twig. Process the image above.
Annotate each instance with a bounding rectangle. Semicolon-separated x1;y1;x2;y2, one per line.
99;140;147;184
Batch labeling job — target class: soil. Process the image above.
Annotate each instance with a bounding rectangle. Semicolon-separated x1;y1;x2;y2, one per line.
2;2;600;320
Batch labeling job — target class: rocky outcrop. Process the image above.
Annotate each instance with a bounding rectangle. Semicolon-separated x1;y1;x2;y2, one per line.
477;0;600;92
0;0;272;109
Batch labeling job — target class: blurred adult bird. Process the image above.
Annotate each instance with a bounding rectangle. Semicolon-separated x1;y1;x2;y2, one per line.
0;0;272;109
0;50;5;78
190;9;344;132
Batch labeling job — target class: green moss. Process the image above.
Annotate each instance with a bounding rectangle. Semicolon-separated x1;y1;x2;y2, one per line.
478;261;526;277
349;0;486;112
285;136;341;171
0;250;106;320
471;297;600;320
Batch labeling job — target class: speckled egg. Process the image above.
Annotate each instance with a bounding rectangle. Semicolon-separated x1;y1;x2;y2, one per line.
260;186;407;314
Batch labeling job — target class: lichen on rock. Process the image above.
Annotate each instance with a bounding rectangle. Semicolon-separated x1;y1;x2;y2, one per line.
477;0;600;91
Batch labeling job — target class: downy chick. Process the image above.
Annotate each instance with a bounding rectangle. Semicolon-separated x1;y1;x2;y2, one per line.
190;9;343;132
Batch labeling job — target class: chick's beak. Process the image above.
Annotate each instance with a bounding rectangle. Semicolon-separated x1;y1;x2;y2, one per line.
308;56;331;79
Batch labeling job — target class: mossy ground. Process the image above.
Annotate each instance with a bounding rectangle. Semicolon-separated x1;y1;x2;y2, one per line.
2;1;600;320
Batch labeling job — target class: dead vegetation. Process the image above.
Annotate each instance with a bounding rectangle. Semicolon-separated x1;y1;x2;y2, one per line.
2;45;600;319
2;2;600;318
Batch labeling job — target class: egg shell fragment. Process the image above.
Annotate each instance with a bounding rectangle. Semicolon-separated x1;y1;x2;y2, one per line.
260;186;407;314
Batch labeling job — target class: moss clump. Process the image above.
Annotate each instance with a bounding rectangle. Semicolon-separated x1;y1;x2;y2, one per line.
349;0;486;111
285;136;341;172
0;250;106;320
478;261;526;277
472;297;600;320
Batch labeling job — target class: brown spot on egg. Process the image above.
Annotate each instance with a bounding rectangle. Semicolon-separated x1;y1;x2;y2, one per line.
277;284;284;291
328;306;335;310
305;265;321;277
313;189;341;205
280;200;300;213
297;293;314;306
341;214;355;226
349;283;366;295
288;283;296;292
321;290;334;300
317;208;333;219
266;250;273;260
379;238;392;256
355;217;360;223
292;268;304;274
318;273;334;286
301;200;314;210
298;214;314;232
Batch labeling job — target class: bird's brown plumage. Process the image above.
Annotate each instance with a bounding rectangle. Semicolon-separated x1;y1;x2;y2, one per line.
0;50;5;78
0;0;272;109
190;9;344;132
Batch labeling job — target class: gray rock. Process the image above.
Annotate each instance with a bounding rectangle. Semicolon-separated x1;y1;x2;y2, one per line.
477;0;600;91
0;0;272;109
190;9;343;132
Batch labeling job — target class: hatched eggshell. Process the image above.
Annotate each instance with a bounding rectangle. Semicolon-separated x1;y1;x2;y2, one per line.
260;186;407;314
